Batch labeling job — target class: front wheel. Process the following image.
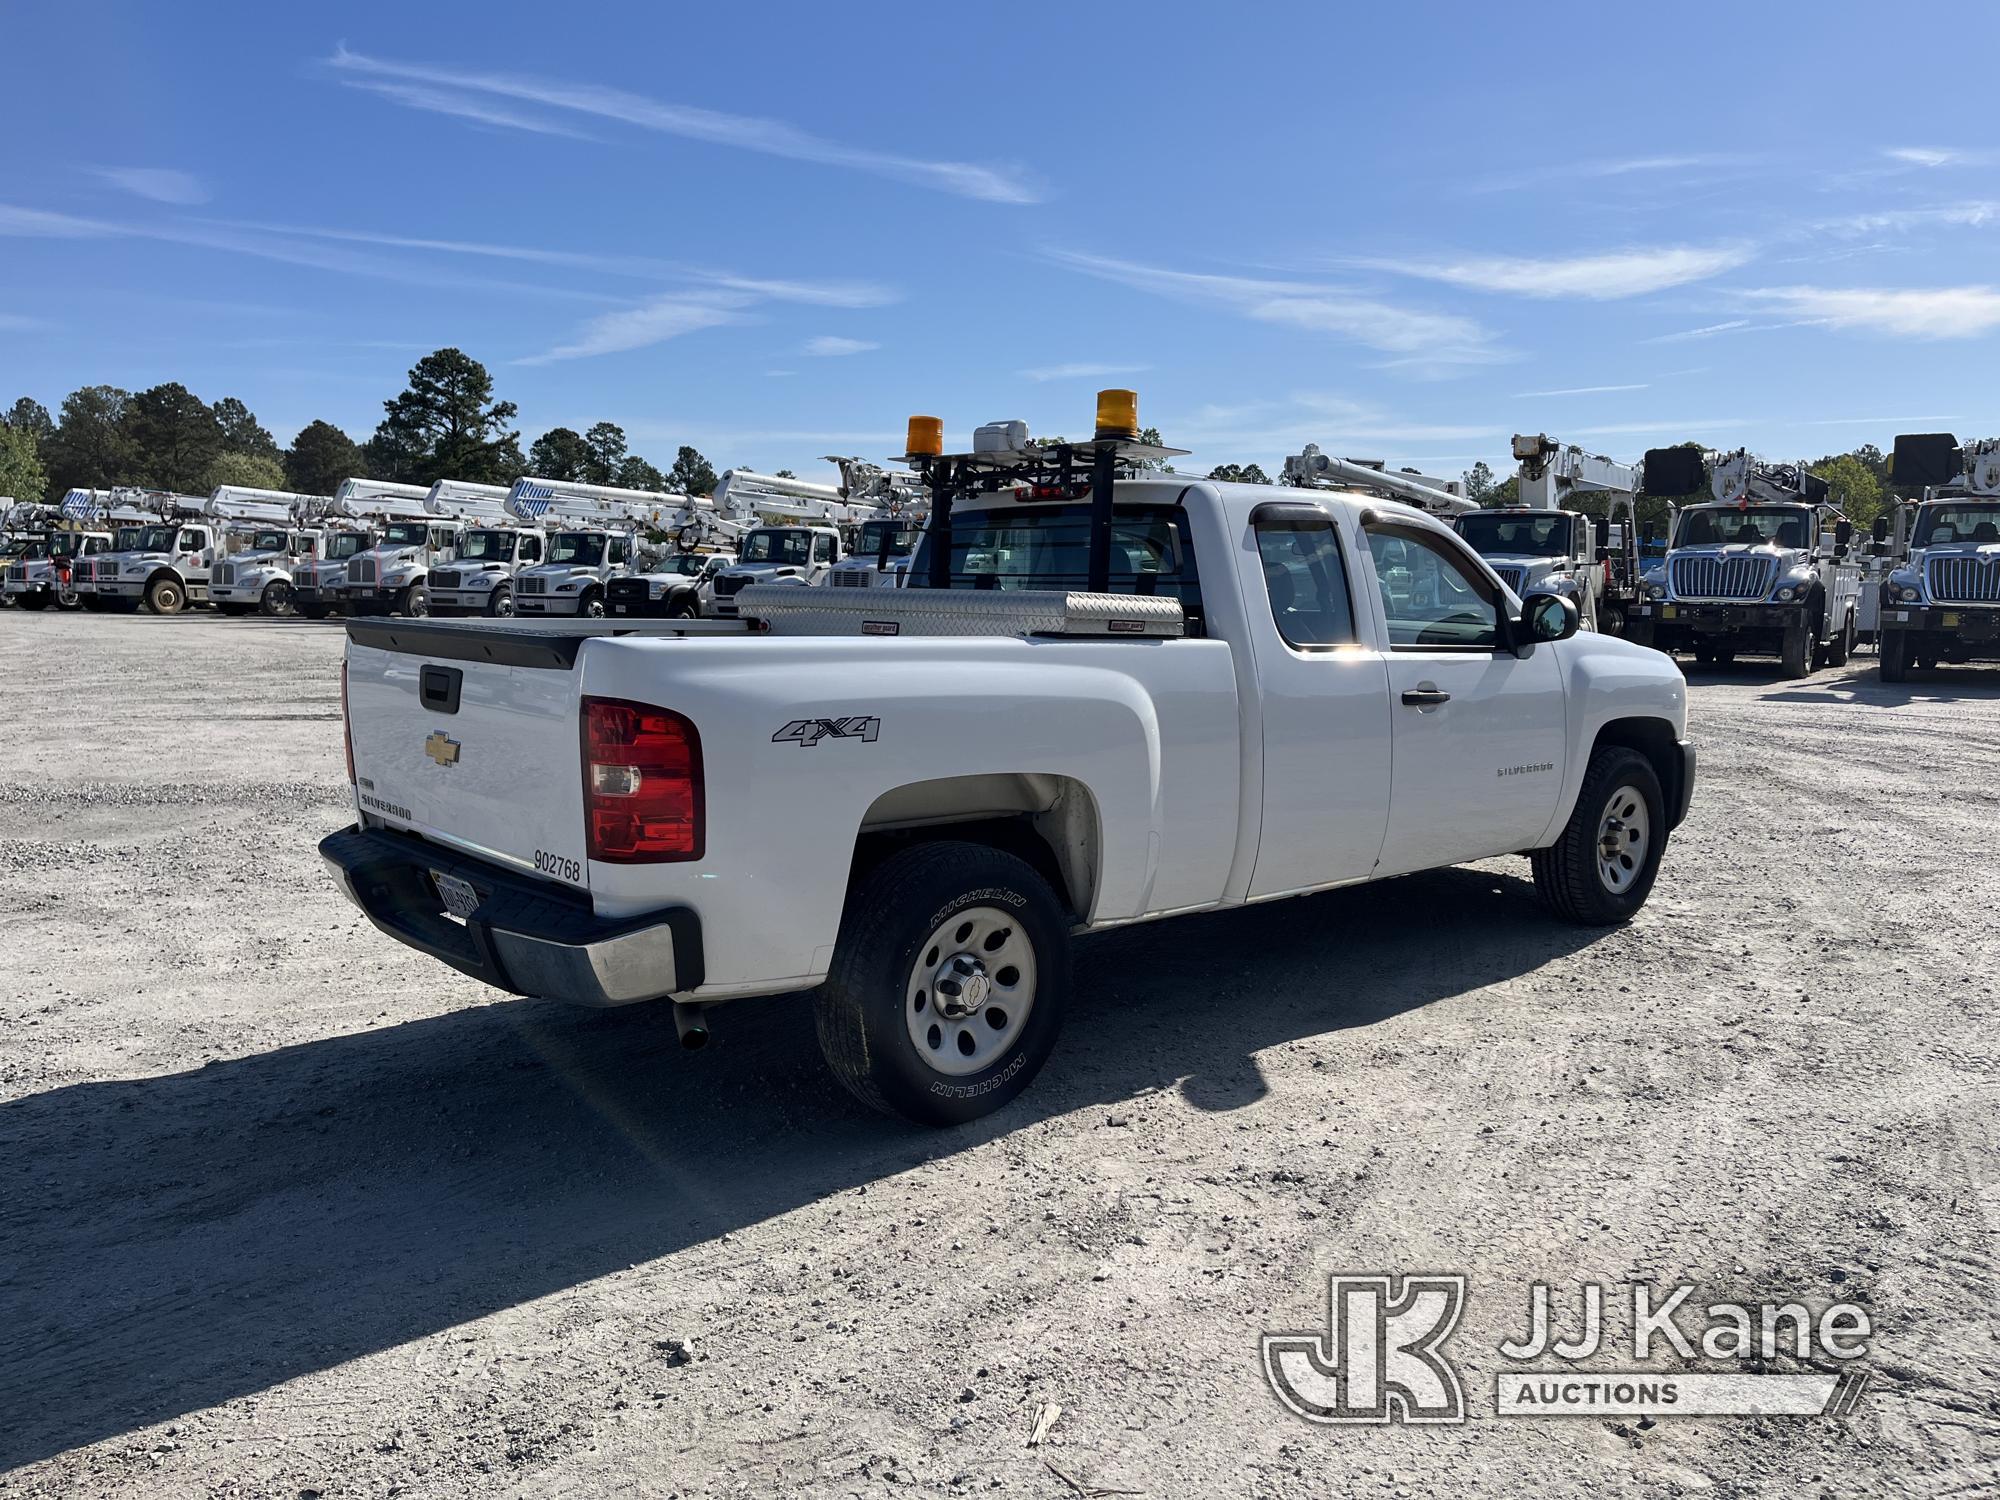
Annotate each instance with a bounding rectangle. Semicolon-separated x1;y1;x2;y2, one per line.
396;584;429;618
579;588;606;619
1827;611;1854;667
815;841;1071;1126
1531;746;1667;926
260;581;294;617
1880;629;1909;682
145;576;186;615
486;586;514;618
1780;621;1812;678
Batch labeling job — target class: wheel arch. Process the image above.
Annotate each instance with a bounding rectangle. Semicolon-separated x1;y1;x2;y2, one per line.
1589;716;1685;831
847;773;1102;923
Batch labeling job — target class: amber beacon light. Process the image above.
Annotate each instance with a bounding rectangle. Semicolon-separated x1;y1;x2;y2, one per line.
906;415;944;458
1094;388;1139;441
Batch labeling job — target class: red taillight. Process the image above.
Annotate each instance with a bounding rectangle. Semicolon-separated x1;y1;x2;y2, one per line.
340;660;355;785
581;696;704;863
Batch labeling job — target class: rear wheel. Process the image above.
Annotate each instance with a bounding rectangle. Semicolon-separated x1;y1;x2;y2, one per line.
815;841;1070;1126
18;593;49;611
145;576;186;615
297;601;329;620
1531;746;1667;926
217;603;250;617
260;581;294;617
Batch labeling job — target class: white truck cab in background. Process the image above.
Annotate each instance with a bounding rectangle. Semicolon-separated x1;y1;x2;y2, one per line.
709;525;843;614
605;551;737;617
326;391;1697;1127
209;523;327;616
98;491;271;615
825;516;921;589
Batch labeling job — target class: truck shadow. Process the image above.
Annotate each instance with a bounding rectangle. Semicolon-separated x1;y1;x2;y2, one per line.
0;864;1597;1471
1758;663;2000;706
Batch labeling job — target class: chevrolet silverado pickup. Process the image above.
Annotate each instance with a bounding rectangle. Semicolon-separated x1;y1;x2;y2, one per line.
323;405;1695;1125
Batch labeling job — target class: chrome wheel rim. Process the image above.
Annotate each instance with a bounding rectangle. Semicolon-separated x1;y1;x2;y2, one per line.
1596;784;1651;894
492;591;514;617
904;905;1036;1076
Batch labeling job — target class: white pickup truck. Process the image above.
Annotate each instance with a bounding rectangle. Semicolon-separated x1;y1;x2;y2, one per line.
323;423;1695;1125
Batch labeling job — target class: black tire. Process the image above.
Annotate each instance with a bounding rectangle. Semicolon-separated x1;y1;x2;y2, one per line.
1827;611;1854;668
1879;629;1908;682
815;841;1071;1126
217;603;250;617
81;596;104;612
485;585;514;618
1531;746;1668;926
260;581;294;617
18;594;49;611
145;575;186;615
667;595;697;620
1692;646;1715;667
396;584;429;618
579;588;606;619
1780;621;1811;678
297;601;329;620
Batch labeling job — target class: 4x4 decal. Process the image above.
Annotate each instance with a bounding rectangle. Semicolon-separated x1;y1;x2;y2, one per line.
773;716;881;748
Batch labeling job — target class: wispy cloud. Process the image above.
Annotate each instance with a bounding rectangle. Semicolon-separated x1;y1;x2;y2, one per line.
1884;146;1963;168
91;166;209;206
1513;383;1649;398
515;292;752;364
1815;201;2000;237
1355;244;1754;300
1468;153;1756;193
801;336;878;356
0;313;46;331
1739;285;2000;339
342;80;600;141
0;202;617;303
1641;319;1755;344
327;45;1040;204
211;219;897;306
1019;361;1151;382
1041;249;1504;371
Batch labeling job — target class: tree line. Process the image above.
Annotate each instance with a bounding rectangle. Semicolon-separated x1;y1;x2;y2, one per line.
0;347;719;508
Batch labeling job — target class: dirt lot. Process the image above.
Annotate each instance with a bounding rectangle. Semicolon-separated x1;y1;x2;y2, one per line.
1;610;1995;1499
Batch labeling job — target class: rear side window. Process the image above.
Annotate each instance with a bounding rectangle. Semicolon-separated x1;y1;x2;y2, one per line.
1253;510;1357;648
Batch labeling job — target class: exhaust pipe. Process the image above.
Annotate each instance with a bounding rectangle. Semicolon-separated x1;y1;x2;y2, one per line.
672;1001;710;1051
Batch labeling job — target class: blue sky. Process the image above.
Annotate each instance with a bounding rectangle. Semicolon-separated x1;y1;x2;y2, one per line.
3;1;1997;487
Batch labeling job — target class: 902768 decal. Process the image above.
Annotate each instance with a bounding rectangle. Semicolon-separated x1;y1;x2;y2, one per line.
534;850;583;884
773;716;881;748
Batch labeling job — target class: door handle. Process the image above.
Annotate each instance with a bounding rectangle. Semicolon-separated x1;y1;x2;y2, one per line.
1401;686;1451;707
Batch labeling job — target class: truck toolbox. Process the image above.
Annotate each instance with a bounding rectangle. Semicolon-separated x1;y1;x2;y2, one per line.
321;825;702;1005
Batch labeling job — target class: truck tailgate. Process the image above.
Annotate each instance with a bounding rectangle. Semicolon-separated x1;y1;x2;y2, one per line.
344;629;592;891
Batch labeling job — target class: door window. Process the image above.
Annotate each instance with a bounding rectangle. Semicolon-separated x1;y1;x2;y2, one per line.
518;536;541;563
813;535;834;563
1253;510;1357;649
610;538;629;566
1364;524;1501;650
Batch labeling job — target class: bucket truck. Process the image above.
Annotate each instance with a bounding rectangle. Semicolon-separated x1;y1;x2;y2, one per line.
416;481;537;616
0;493;117;610
56;489;160;610
290;480;433;618
507;480;673;618
1875;432;2000;680
1450;436;1640;634
1625;447;1862;677
822;456;928;589
343;483;513;618
91;489;270;614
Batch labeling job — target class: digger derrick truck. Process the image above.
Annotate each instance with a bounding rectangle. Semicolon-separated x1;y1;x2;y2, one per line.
322;389;1695;1127
1624;446;1861;677
1452;436;1643;636
1876;432;2000;681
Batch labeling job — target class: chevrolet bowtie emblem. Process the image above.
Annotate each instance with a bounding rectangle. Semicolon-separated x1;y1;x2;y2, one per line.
424;731;461;767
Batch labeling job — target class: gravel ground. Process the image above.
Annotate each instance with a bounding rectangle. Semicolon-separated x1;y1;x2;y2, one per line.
1;610;1995;1500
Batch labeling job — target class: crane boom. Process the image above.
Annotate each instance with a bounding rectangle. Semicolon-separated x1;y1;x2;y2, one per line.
1280;444;1473;516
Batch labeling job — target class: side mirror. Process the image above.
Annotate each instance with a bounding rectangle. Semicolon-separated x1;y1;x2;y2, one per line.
1871;516;1890;543
1516;590;1580;651
1641;523;1658;545
1835;519;1854;547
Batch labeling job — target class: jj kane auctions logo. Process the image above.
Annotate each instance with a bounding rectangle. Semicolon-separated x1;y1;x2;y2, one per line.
1263;1274;1873;1424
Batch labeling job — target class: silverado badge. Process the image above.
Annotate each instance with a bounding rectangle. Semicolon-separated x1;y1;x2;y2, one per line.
425;731;462;767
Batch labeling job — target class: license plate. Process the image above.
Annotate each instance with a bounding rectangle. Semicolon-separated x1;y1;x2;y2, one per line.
1942;613;1959;628
612;604;630;615
1661;605;1677;619
431;870;481;920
